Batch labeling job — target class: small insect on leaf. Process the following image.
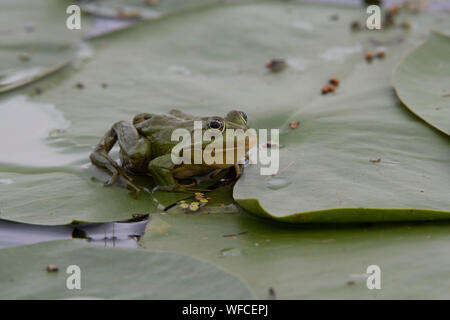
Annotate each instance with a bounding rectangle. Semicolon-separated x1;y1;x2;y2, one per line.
329;77;339;87
327;85;335;93
179;203;189;209
265;59;286;73
376;50;385;59
321;86;330;94
75;82;84;89
46;264;59;272
289;121;300;129
365;51;374;63
370;158;381;163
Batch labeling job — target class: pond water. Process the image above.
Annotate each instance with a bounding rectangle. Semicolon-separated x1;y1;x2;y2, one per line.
0;218;148;249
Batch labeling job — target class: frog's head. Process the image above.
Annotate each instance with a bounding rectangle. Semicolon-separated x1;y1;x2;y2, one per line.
197;110;255;166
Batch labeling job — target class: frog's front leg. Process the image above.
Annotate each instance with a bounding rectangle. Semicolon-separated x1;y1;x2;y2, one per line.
90;121;151;197
148;154;208;192
147;154;179;190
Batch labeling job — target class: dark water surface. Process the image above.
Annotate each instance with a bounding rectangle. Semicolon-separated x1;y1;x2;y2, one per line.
0;218;148;249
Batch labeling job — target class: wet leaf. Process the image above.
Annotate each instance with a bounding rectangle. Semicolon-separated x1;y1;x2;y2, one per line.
141;211;450;298
393;31;450;135
1;1;449;225
0;239;253;299
0;0;91;93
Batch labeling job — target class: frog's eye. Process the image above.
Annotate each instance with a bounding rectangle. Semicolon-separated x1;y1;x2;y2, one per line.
208;117;224;131
239;111;248;123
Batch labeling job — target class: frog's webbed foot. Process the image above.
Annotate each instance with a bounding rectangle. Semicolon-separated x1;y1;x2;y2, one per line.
104;165;141;198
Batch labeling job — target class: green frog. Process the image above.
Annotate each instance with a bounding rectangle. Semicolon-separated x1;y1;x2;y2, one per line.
90;109;251;197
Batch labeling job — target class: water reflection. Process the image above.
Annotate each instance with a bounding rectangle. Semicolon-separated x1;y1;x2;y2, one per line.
0;217;148;249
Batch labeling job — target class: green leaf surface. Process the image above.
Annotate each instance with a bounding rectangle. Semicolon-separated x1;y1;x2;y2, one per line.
0;239;253;299
141;211;450;299
1;1;449;225
393;31;450;135
0;0;90;93
80;0;219;20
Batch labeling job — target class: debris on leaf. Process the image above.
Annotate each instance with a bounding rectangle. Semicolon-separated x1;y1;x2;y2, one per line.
116;9;141;19
329;77;339;87
376;50;385;59
400;20;411;30
75;82;84;89
350;21;361;32
370;158;381;163
265;59;286;73
223;231;248;238
46;265;58;272
268;287;276;299
17;52;30;62
365;51;374;63
289;121;300;129
34;86;42;95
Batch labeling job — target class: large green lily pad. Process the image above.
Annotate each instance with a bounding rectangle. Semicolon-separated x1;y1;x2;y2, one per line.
0;239;253;299
1;1;449;225
141;211;450;299
393;31;450;135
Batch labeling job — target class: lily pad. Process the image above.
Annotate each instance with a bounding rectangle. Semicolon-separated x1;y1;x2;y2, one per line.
80;0;219;20
0;0;92;93
1;1;449;225
141;211;450;299
393;31;450;135
0;239;253;299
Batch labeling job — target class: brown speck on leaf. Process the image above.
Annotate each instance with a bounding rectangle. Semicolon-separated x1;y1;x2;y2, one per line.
101;83;108;88
289;121;300;129
347;281;356;286
370;158;381;163
350;21;361;32
46;265;58;272
389;5;400;15
365;51;374;63
75;82;84;89
117;9;141;19
330;14;339;21
376;50;385;59
329;77;339;87
17;52;30;62
265;59;286;73
223;231;248;238
268;287;276;299
401;19;411;30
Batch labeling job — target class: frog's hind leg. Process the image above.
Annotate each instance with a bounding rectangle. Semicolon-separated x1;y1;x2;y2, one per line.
90;121;151;198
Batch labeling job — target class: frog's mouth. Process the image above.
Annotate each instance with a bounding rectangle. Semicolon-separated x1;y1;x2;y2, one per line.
202;133;258;167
